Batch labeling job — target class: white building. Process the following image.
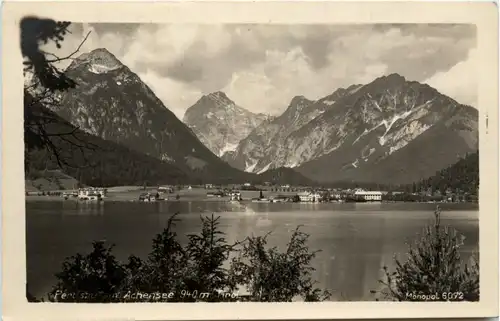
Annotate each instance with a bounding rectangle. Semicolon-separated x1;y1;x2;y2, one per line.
78;189;103;201
330;192;342;199
158;186;173;193
230;191;242;201
354;190;383;201
78;188;106;200
298;192;321;202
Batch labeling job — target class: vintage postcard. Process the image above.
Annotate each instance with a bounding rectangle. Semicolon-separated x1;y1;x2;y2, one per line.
1;1;499;320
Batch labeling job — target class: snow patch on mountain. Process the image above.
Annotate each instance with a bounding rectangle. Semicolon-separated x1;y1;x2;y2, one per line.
379;114;405;146
89;63;120;74
219;142;239;157
349;86;362;94
378;100;435;146
257;163;272;174
353;124;384;145
387;121;431;155
245;161;258;172
285;160;299;168
360;148;377;162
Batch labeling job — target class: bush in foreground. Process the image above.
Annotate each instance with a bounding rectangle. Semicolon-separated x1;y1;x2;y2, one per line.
373;206;479;301
35;213;329;303
229;227;331;301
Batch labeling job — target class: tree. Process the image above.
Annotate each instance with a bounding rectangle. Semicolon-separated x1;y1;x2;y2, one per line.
123;213;189;300
21;17;77;92
49;241;126;302
22;16;93;171
372;206;479;301
228;227;331;302
406;152;479;200
183;215;238;301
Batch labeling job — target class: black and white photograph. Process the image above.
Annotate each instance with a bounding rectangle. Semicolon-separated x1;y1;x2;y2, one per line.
2;1;499;320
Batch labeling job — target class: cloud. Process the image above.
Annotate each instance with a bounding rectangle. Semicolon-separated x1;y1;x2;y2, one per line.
43;23;477;117
424;48;478;107
139;69;203;120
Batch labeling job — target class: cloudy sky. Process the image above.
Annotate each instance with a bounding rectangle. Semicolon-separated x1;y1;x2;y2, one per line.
45;23;477;119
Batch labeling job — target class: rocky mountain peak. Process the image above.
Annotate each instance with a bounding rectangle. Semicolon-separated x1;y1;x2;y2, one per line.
68;48;123;74
285;95;313;113
385;72;406;80
370;73;407;88
290;95;311;104
207;91;230;101
193;91;236;110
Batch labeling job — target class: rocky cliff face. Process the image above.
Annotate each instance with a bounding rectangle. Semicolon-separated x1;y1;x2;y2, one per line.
226;74;478;184
50;48;256;183
225;85;362;173
183;92;269;157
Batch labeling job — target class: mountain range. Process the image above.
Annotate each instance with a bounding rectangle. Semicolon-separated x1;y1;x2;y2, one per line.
45;48;258;184
222;74;478;185
26;47;479;187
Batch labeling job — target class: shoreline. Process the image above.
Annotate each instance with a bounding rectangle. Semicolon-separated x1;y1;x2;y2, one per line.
24;195;479;205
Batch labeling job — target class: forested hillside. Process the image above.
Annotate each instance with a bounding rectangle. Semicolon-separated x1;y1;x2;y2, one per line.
25;93;192;187
405;151;479;195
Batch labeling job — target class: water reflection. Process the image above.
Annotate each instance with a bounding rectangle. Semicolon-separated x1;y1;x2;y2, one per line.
77;202;104;215
26;200;479;301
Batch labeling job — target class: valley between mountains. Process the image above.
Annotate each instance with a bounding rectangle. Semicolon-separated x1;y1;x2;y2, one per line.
26;48;479;188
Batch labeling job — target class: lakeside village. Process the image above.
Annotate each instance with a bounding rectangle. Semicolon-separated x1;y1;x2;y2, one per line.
27;181;478;204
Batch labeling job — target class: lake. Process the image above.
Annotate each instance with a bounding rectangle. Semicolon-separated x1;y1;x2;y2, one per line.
26;200;479;301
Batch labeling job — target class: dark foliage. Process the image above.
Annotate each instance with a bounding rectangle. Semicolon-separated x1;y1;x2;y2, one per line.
21;16;77;91
372;206;479;301
22;17;93;170
49;242;126;302
327;151;478;197
35;213;328;303
410;151;479;196
229;227;331;301
258;167;317;187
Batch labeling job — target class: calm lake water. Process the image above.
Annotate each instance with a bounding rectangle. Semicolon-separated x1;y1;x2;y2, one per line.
26;200;479;301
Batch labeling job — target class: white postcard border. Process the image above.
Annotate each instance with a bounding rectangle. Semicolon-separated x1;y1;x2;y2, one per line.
2;1;498;320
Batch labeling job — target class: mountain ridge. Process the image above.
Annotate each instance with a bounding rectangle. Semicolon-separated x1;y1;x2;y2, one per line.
24;91;192;187
43;48;478;186
224;72;478;184
49;48;259;184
